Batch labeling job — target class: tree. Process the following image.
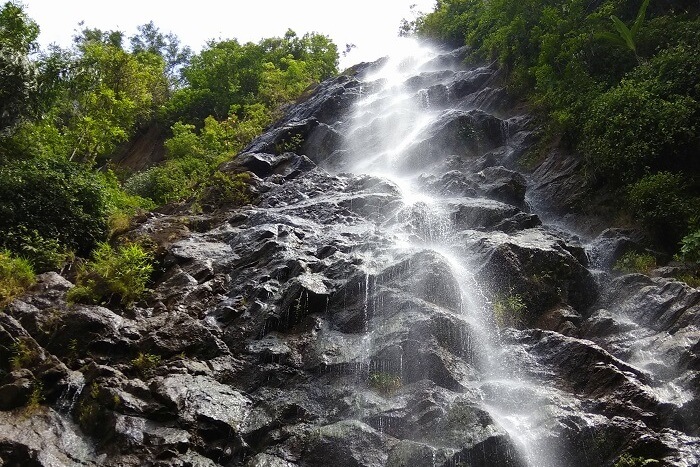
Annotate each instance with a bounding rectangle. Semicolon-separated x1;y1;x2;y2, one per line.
129;21;192;89
0;1;39;133
164;30;338;128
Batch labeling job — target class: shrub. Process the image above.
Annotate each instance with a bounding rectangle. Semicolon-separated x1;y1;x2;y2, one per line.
626;172;693;246
123;155;210;205
679;229;700;263
67;242;154;307
613;251;657;274
582;83;697;185
0;250;35;306
493;293;526;328
0;157;108;259
2;226;71;272
198;171;252;211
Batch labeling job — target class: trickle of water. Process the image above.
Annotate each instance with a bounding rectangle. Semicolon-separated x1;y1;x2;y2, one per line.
56;371;85;414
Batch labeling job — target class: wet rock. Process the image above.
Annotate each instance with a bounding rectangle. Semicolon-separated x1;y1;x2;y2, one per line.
0;409;99;465
448;433;527;467
47;304;139;359
264;273;331;333
536;305;583;336
299;420;389;467
151;374;253;435
401;109;507;173
138;313;227;359
451;68;495;99
448;198;522;231
468;227;597;318
0;369;33;410
386;440;452;467
476;166;527;207
246;453;298;467
223;152;317;180
587;228;644;270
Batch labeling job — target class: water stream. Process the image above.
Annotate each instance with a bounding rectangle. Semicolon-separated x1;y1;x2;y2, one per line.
323;39;560;467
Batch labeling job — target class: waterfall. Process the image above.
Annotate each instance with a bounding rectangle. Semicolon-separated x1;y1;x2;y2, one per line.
307;39;560;466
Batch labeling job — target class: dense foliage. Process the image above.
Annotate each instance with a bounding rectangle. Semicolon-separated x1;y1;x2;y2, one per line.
0;1;339;278
416;0;700;257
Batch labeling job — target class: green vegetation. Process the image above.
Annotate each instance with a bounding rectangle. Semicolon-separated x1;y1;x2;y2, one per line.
492;293;526;328
613;251;657;275
25;380;44;414
680;230;700;263
0;250;35;306
0;1;339;297
597;0;651;58
67;242;154;307
9;338;38;370
415;0;700;259
198;171;252;211
613;453;659;467
368;372;402;394
131;352;161;377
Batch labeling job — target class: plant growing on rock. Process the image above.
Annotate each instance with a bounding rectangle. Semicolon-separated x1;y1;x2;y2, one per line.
25;380;44;414
131;352;161;377
492;293;526;328
368;372;402;395
613;453;659;467
67;242;154;307
10;338;39;370
0;250;35;306
197;171;252;211
613;251;656;274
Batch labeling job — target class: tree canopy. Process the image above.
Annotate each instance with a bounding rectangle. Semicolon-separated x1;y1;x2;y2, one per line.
0;1;339;273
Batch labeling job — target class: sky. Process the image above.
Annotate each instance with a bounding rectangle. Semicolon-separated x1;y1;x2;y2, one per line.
21;0;437;69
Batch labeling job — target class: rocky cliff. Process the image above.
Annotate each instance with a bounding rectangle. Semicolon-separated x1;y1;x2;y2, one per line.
1;42;698;467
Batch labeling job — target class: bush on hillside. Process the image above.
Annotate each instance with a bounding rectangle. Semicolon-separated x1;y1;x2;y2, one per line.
0;250;35;306
0;157;108;267
67;242;154;307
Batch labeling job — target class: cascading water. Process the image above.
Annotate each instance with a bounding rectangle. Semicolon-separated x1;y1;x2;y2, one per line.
315;39;562;466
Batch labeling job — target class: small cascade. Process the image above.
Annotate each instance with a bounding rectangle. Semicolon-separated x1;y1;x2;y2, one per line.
55;370;85;414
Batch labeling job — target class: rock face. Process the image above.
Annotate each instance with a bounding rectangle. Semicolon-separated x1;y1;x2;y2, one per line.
1;40;699;467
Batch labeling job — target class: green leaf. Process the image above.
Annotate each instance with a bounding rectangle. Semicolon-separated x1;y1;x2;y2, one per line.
595;31;628;48
631;0;651;39
611;15;636;52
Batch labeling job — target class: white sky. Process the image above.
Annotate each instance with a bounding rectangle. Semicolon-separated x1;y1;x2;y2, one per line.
21;0;436;70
